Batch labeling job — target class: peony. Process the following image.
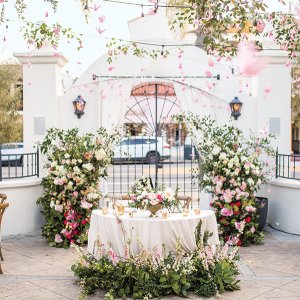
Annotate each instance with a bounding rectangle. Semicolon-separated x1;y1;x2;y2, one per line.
54;177;64;185
82;163;94;171
95;149;107;161
219;152;227;160
212;146;221;155
220;207;233;216
54;234;63;243
81;200;93;209
147;193;157;201
245;205;256;213
163;188;174;199
54;204;63;213
73;166;80;173
150;199;158;206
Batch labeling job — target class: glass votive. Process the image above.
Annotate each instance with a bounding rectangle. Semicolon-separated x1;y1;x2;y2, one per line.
194;208;201;215
183;208;189;217
162;211;168;219
118;205;125;216
102;207;108;215
128;211;133;218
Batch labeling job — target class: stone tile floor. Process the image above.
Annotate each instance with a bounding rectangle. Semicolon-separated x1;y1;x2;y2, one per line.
1;226;300;299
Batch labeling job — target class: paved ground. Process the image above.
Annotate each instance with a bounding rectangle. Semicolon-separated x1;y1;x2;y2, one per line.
1;226;300;300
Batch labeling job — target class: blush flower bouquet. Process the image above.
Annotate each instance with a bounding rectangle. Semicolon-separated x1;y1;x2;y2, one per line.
175;114;275;246
129;177;180;215
37;127;121;248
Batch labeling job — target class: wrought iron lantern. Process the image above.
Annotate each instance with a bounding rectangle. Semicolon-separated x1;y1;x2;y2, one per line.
73;95;86;119
229;96;243;120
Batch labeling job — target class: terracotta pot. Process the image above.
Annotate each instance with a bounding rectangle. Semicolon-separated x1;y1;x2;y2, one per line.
147;203;162;217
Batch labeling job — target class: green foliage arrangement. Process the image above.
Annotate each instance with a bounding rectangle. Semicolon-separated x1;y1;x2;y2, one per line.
37;127;121;248
71;221;240;299
175;114;275;246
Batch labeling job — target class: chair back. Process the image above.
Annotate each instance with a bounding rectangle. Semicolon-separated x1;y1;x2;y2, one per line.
0;194;7;204
0;203;9;232
177;195;192;209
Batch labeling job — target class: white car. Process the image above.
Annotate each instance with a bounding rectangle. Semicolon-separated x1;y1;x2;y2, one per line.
114;136;171;164
1;143;24;165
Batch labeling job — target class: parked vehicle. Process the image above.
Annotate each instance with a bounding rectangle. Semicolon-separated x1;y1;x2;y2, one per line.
114;136;170;164
0;143;24;166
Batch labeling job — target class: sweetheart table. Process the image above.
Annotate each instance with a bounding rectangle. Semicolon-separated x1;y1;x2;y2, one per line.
87;209;219;257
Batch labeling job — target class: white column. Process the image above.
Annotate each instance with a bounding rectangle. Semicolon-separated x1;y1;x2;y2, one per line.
254;48;292;154
14;47;68;152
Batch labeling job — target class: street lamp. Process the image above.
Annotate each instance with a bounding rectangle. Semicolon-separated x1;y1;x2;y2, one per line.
229;96;243;120
73;95;86;119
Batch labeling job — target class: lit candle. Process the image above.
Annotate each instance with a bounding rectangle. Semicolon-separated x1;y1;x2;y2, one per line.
118;205;125;216
102;207;108;215
183;208;189;217
194;208;201;215
162;211;168;219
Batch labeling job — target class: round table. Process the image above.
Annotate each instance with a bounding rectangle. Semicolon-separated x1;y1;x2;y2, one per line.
87;209;219;257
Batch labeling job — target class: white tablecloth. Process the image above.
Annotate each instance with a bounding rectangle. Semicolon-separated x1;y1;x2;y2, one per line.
88;209;219;257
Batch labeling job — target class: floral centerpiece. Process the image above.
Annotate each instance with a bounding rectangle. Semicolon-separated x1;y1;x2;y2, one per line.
175;114;275;246
129;178;179;216
37;127;121;248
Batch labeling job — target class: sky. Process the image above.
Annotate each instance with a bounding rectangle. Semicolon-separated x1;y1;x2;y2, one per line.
0;0;291;78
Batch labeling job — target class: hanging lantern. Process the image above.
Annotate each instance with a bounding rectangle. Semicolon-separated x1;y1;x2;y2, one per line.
229;96;243;120
73;95;86;119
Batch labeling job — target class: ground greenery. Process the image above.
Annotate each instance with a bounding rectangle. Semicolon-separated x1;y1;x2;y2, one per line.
71;221;240;299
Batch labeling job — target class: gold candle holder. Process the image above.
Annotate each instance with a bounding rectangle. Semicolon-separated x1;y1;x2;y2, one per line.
162;211;168;219
118;205;125;216
102;207;108;215
194;208;201;215
183;208;189;217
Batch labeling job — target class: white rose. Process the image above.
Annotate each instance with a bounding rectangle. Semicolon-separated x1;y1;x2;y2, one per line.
212;146;221;155
73;166;80;173
50;201;55;208
83;163;94;171
95;149;107;161
219;152;227;160
64;153;70;159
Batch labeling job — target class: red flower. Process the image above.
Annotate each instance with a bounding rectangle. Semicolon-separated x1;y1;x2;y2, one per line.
70;239;75;244
237;239;242;246
63;220;68;225
156;194;162;201
233;211;239;215
245;216;251;223
236;201;241;207
82;219;87;225
230;203;235;207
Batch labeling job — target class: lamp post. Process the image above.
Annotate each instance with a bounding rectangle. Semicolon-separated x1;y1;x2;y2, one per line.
73;95;86;119
229;96;243;120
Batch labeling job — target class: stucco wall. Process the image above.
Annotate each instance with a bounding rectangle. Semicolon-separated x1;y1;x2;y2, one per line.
0;178;43;236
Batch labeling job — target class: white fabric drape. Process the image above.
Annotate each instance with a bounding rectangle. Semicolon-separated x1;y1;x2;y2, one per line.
88;210;219;257
99;79;134;133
